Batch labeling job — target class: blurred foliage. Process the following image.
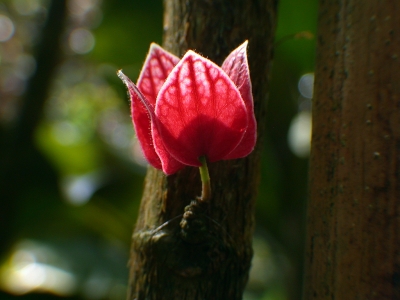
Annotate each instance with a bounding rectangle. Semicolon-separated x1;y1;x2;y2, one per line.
0;0;317;299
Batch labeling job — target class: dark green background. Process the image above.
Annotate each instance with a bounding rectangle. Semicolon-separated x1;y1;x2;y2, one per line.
0;0;317;299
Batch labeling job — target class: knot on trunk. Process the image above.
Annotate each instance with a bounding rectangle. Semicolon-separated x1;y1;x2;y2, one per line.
180;198;209;244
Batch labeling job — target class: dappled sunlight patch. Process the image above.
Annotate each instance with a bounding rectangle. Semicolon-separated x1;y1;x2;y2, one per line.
0;240;76;296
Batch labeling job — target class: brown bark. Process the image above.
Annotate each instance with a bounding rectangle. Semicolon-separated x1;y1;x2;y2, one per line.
127;0;277;299
304;0;400;299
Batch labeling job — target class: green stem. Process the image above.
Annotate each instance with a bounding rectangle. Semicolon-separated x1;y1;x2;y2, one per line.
199;156;211;202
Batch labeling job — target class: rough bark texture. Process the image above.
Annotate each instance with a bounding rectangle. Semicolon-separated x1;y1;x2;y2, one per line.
127;0;277;299
304;0;400;299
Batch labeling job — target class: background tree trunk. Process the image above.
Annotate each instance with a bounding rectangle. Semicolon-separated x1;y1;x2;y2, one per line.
127;0;277;299
304;0;400;299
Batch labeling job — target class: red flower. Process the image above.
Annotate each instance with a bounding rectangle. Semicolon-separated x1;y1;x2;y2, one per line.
118;41;256;175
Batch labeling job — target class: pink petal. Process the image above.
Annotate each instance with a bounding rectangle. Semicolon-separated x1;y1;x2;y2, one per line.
136;44;185;174
118;70;185;174
152;125;186;175
137;43;180;105
118;70;162;169
221;41;257;159
155;50;248;166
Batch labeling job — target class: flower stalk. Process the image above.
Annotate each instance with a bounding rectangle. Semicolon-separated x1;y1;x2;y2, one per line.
198;156;211;202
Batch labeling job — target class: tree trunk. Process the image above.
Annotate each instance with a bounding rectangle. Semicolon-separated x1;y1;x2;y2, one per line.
127;0;277;299
304;0;400;299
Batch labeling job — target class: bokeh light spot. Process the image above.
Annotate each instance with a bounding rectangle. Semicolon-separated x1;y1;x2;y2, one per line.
62;172;104;205
68;0;99;16
0;241;76;296
288;111;312;158
298;73;314;99
0;15;15;42
68;28;95;54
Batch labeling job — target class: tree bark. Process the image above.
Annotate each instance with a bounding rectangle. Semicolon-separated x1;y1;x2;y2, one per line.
304;0;400;299
127;0;277;299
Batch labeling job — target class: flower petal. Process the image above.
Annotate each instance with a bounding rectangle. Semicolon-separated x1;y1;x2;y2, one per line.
118;70;162;169
136;44;185;174
118;70;185;174
152;124;185;174
221;41;257;159
155;50;248;166
137;43;180;105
